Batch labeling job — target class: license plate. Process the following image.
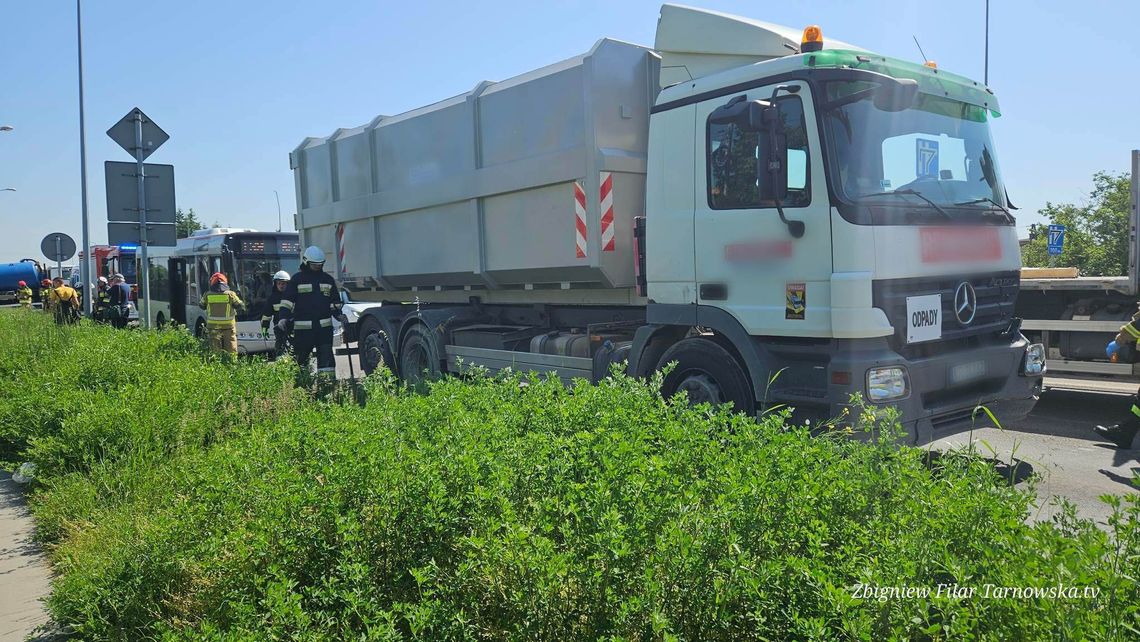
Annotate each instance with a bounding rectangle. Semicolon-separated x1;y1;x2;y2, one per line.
950;360;986;385
905;294;942;344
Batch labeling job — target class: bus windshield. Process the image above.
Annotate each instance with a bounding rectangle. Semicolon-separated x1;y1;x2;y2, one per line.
230;254;300;321
821;81;1009;223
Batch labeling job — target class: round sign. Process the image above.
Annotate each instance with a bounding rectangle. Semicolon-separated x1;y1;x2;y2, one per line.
41;232;77;262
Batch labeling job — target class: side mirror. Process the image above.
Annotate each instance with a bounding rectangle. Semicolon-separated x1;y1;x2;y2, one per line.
759;106;789;204
709;96;772;130
873;78;919;112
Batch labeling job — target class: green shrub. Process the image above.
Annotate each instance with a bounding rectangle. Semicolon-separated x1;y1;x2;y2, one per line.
1;310;1138;640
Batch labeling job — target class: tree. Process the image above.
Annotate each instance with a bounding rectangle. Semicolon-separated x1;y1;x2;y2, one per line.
1020;171;1131;276
175;207;204;238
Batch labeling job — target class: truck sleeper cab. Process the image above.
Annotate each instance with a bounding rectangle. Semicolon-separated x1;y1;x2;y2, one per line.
299;5;1043;444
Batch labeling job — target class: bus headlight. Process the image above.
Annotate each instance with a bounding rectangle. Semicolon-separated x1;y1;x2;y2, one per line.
866;366;909;402
1023;343;1046;376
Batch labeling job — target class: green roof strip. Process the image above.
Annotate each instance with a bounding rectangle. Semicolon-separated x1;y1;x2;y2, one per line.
804;49;1001;117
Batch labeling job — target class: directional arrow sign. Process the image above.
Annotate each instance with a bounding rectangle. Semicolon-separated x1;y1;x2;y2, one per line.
106;107;168;161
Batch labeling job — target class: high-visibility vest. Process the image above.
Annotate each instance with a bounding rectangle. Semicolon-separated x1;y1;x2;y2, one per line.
17;287;32;305
205;292;238;327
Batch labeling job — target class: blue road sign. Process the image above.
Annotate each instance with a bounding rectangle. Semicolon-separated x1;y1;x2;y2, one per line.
916;138;939;178
1047;224;1066;256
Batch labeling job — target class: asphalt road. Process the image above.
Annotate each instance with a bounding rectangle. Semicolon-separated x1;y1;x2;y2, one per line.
336;353;1139;525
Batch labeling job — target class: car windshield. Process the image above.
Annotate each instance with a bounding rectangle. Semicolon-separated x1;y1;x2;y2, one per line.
821;80;1007;218
232;255;300;321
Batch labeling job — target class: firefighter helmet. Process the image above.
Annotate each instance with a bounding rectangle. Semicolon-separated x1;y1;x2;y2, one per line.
273;270;291;282
301;245;326;270
209;272;227;286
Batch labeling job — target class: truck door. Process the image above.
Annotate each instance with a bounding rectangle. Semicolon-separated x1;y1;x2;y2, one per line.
693;81;833;337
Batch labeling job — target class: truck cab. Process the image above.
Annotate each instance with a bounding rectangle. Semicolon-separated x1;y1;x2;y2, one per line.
642;7;1043;439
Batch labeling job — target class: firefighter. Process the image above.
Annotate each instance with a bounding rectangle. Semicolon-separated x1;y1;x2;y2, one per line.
276;246;346;393
107;274;132;329
16;280;33;309
199;272;245;356
260;270;292;360
1098;310;1140;450
49;277;80;325
93;276;111;322
40;279;53;313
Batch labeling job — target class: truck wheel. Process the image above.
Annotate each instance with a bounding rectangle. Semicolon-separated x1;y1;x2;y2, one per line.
657;337;755;416
358;316;394;375
156;313;166;328
399;324;443;385
195;319;206;339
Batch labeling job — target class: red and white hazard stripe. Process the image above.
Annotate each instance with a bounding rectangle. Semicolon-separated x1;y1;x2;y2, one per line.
335;223;347;278
574;181;588;258
599;171;615;252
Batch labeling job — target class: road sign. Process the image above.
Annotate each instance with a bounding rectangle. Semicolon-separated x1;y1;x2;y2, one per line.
105;161;175;223
41;232;77;262
106;108;168;161
915;138;939;178
1047;224;1066;256
108;222;177;248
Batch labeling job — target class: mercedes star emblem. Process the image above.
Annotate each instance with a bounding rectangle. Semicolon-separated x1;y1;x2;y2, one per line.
954;281;978;326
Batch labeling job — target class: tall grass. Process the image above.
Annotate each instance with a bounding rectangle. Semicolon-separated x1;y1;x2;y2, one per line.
1;310;1137;640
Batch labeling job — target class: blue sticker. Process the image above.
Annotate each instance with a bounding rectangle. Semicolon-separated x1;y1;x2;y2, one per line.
916;138;939;178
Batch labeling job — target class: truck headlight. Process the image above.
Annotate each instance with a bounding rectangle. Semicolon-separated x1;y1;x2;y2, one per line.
1023;343;1046;376
866;366;909;402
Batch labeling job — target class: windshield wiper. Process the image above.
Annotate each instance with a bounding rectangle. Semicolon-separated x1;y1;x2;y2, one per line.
953;197;1015;224
857;188;953;220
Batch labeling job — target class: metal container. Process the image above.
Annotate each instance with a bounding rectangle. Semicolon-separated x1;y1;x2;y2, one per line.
292;39;659;297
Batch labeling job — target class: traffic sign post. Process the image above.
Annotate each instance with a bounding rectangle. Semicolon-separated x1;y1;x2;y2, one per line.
41;232;77;283
106;107;171;329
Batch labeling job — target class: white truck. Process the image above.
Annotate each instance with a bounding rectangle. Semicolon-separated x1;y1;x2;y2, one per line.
1016;150;1140;380
290;4;1044;443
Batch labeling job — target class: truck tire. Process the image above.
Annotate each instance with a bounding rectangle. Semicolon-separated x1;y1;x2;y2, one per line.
399;323;443;385
357;316;394;376
657;336;755;416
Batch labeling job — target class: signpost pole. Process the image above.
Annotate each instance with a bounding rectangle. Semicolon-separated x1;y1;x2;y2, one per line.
55;236;62;280
133;111;151;329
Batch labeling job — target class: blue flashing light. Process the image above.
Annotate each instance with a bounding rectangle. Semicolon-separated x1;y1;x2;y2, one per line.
118;244;139;251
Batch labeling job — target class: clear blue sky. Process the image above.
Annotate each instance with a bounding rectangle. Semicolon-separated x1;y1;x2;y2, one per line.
1;1;1137;263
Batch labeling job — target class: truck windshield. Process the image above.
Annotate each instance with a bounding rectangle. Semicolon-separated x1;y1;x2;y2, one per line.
821;80;1008;222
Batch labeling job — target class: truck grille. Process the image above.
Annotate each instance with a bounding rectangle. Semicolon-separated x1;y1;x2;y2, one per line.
872;271;1019;352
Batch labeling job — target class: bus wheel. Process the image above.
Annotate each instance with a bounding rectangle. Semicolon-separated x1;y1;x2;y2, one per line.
657;337;755;416
155;313;166;328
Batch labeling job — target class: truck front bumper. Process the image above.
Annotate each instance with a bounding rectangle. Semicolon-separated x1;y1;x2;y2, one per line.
825;333;1043;446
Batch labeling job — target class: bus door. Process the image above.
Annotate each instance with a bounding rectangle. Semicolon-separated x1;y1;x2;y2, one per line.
169;258;188;326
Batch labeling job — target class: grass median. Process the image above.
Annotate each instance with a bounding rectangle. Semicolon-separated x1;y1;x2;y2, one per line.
1;309;1137;640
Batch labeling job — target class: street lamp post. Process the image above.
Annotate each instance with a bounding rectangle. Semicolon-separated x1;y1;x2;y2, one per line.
76;0;93;316
1;188;15;192
274;190;283;232
0;125;12;132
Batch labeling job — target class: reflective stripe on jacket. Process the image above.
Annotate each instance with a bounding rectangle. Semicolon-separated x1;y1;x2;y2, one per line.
204;292;241;327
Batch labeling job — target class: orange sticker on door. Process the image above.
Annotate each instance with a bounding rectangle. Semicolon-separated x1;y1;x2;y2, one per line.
786;282;806;320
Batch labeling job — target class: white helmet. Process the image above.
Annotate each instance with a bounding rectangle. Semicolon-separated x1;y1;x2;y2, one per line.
97;276;108;284
301;245;326;269
272;270;291;282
